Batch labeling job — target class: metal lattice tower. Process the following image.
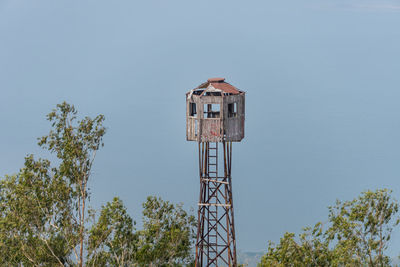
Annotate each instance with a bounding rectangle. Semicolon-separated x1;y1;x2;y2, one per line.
186;78;245;267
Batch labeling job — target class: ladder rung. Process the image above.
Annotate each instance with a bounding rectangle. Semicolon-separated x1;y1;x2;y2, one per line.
202;179;228;184
198;203;231;207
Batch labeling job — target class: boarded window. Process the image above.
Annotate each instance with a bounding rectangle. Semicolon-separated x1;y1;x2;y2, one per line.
204;104;220;118
228;103;237;118
189;103;197;117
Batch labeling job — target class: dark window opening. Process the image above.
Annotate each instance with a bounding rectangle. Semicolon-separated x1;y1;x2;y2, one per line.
205;91;222;96
204;104;220;118
189;103;197;117
193;90;203;95
228;103;237;118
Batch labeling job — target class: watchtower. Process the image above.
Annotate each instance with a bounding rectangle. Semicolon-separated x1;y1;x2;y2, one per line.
186;78;245;267
186;77;245;142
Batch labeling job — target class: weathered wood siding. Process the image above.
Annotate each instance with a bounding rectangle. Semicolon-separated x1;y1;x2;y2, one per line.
186;93;245;142
200;118;222;142
223;94;245;141
187;117;198;141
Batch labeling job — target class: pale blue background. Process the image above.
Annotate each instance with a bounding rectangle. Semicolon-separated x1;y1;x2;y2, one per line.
1;0;400;257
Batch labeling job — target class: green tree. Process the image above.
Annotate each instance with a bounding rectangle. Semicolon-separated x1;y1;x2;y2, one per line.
0;102;196;266
259;232;305;267
0;160;73;266
0;102;105;266
259;224;332;267
327;189;399;266
259;189;400;267
38;102;106;267
87;197;138;267
87;196;196;267
136;196;196;267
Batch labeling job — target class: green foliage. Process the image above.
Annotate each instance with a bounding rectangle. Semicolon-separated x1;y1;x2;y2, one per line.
0;102;106;266
259;224;332;267
0;102;196;266
0;157;75;266
39;102;106;265
259;189;400;267
327;189;399;266
260;232;304;267
136;196;196;267
87;197;138;266
87;196;196;267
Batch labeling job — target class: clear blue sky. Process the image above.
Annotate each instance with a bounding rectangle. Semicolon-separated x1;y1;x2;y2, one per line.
1;0;400;255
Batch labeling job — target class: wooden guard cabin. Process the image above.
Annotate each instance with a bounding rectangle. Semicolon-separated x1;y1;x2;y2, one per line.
186;78;245;142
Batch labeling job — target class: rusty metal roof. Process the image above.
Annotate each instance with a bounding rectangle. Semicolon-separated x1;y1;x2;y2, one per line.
195;78;242;95
209;82;241;94
208;77;225;82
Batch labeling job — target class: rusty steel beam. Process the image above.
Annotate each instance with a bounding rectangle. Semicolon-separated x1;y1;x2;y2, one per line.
195;141;237;267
